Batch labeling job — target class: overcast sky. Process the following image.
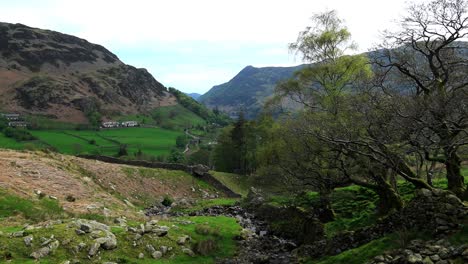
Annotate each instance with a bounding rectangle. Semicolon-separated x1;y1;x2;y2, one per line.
0;0;414;94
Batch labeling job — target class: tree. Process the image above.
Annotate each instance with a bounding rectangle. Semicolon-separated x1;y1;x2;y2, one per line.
275;11;372;115
373;0;468;198
272;10;412;214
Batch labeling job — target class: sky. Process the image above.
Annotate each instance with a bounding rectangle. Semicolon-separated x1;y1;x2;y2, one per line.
0;0;414;94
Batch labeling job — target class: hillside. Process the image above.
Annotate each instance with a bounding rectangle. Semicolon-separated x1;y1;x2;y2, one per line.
199;65;305;119
0;22;176;123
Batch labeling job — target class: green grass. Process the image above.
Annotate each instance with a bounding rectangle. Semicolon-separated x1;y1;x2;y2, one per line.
173;198;239;213
311;233;400;264
210;171;250;197
0;190;65;223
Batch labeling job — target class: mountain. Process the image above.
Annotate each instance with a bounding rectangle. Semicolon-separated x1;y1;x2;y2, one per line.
187;92;201;100
199;65;305;119
0;22;176;123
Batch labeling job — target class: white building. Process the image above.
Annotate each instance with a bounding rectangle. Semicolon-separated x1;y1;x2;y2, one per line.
121;121;139;127
101;121;120;128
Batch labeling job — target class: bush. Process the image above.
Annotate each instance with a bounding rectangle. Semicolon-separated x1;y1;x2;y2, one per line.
66;195;76;202
3;127;36;141
117;144;128;157
162;195;173;207
194;239;219;255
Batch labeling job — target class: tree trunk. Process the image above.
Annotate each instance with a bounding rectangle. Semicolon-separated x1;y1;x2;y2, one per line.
318;189;335;223
375;185;403;215
445;151;465;199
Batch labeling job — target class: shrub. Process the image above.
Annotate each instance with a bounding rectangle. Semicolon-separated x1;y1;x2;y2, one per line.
3;127;36;141
66;195;76;202
194;239;219;255
162;195;173;207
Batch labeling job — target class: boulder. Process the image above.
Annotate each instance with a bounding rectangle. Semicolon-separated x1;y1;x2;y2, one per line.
152;251;163;259
177;235;191;245
24;235;33;247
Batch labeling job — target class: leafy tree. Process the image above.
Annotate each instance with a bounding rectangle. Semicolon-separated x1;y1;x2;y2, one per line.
168;148;185;163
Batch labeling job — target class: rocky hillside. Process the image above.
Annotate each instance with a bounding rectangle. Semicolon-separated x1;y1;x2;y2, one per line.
0;22;176;123
199;65;305;119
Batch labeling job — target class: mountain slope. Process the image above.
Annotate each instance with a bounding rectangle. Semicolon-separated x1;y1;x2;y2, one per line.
199;65;305;119
0;22;176;123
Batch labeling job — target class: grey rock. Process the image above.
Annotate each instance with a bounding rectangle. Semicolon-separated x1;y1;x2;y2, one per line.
80;224;92;233
88;242;100;257
11;230;25;237
430;255;440;261
408;253;423;263
422;256;434;264
177;235;190;245
160;246;168;255
30;247;51;259
75;229;85;235
24;235;33;247
182;247;195;257
138;252;144;259
146;244;156;254
152;251;163;259
95;236;117;250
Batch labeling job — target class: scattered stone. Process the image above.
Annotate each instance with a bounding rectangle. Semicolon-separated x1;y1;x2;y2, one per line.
138;252;144;259
48;195;57;200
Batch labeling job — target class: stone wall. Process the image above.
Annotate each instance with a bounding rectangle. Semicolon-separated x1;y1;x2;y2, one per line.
78;155;241;198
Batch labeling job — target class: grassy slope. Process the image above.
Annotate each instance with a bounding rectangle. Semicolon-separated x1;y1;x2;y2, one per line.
210;171;250;197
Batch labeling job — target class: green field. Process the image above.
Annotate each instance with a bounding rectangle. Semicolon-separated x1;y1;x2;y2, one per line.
27;127;183;157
